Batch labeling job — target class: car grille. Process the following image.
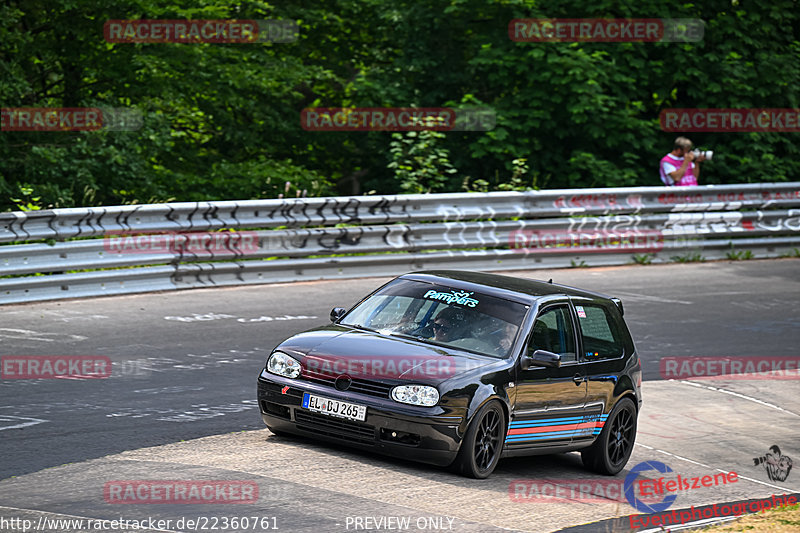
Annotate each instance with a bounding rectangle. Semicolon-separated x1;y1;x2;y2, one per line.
302;375;394;398
294;411;376;445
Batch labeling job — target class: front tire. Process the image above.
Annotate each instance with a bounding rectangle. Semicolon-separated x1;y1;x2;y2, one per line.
581;397;637;475
453;401;506;479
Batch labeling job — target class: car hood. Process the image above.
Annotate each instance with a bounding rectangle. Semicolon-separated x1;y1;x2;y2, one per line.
275;326;498;384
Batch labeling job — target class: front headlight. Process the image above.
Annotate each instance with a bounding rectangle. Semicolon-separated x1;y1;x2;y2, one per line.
391;385;439;407
266;351;301;379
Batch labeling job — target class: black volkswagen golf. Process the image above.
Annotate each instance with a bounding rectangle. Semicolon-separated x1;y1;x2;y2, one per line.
257;270;642;478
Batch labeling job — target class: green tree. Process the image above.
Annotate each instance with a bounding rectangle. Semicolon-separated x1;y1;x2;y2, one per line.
388;129;457;193
1;0;798;210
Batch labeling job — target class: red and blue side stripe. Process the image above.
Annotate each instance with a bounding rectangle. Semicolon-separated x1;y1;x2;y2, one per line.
506;414;608;443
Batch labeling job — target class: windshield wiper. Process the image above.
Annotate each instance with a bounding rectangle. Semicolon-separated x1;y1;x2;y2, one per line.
386;331;427;342
345;323;380;334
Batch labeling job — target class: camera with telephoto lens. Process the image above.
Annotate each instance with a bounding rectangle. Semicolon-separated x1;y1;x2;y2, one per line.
691;149;713;160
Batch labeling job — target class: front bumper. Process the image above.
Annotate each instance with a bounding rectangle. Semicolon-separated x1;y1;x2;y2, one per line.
257;372;464;467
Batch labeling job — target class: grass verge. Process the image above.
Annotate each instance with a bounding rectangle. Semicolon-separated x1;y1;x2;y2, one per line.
700;504;800;532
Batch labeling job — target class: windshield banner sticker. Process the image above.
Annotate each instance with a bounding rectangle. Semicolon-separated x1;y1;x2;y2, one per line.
423;289;479;307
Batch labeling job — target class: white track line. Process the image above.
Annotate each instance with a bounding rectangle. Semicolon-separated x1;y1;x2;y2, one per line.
635;379;800;493
678;379;800;417
634;443;800;493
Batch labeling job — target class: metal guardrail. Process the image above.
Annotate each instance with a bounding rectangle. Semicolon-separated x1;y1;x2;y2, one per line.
1;183;799;304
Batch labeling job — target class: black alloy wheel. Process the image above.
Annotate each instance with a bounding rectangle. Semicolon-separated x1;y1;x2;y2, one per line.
453;401;506;479
581;397;637;475
608;403;635;465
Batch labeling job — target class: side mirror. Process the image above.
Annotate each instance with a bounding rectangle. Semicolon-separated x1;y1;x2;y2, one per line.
521;349;561;370
330;307;347;323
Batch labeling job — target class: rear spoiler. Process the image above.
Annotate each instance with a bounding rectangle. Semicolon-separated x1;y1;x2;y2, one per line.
611;297;624;316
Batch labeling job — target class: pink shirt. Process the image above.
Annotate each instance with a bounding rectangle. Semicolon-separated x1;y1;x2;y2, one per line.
660;153;697;186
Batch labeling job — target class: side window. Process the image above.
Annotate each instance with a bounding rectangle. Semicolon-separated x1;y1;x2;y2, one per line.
528;306;577;363
575;304;624;360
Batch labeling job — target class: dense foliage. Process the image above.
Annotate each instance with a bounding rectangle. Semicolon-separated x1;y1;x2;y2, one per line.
1;0;798;210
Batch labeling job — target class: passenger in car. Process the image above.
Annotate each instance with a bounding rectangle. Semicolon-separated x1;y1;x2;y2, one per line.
495;322;519;355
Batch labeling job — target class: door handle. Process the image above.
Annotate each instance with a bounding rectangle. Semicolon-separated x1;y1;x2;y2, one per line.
573;374;585;385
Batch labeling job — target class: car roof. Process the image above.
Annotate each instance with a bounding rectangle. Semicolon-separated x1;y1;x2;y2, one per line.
400;270;615;305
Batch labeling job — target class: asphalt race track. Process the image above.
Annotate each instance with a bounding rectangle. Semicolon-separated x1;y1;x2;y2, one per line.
1;259;799;533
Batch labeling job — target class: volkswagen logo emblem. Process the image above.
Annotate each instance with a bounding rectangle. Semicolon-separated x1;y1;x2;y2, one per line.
334;374;352;391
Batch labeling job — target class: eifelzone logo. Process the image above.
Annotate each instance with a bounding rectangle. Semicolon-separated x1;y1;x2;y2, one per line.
624;461;678;514
624;460;740;514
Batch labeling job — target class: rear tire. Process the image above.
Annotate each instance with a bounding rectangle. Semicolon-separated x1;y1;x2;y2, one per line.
581;397;637;475
452;401;506;479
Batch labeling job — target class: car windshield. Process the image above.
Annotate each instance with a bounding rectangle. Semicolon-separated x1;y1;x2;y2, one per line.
340;279;529;358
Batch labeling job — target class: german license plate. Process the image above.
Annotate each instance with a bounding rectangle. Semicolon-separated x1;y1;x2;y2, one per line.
302;393;367;422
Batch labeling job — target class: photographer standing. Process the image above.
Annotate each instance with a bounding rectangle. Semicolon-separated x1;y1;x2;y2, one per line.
659;136;706;186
